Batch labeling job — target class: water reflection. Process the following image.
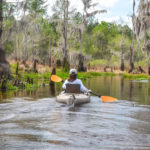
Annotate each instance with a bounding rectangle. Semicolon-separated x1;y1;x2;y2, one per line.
129;81;133;100
0;75;150;150
83;76;150;105
0;76;150;105
50;85;56;96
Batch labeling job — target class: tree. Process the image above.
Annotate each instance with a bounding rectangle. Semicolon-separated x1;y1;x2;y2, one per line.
81;0;106;28
52;0;71;71
62;0;69;70
25;0;46;15
41;18;59;66
132;0;150;74
0;0;3;46
0;0;10;76
76;0;106;71
91;22;118;58
128;0;137;73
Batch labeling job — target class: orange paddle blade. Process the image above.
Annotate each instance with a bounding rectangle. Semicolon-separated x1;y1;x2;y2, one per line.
101;96;117;102
51;75;62;82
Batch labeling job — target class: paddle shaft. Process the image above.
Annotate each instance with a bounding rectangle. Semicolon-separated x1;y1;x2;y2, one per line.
90;91;101;98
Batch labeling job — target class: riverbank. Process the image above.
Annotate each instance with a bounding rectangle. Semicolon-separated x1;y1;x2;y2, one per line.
0;60;150;92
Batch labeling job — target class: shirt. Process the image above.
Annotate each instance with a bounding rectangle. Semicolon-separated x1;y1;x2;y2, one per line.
62;79;89;93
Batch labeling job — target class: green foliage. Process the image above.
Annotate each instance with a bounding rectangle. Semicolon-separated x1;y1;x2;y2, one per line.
0;81;18;91
2;0;148;70
56;69;116;82
40;18;60;46
134;59;148;67
145;32;150;40
57;69;68;80
83;21;120;58
73;12;82;25
4;41;14;54
109;33;131;57
122;73;149;80
90;57;121;67
63;60;70;72
81;21;134;67
42;72;51;80
118;24;132;39
23;72;39;83
26;0;46;15
26;83;40;90
7;82;18;90
87;72;116;76
86;21;99;33
90;59;108;66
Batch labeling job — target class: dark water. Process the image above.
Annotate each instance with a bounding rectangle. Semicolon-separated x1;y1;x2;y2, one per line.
0;76;150;150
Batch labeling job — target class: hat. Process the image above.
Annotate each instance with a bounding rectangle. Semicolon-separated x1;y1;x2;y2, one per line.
69;69;77;75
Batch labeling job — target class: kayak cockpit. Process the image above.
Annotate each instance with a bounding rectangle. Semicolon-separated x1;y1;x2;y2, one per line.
56;91;90;105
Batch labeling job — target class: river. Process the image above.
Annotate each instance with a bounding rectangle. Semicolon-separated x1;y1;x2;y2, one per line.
0;76;150;150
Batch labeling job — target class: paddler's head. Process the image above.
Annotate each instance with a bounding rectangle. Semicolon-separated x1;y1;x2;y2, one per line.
68;69;77;82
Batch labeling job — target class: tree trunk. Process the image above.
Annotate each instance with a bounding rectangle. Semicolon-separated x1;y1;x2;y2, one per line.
0;48;10;75
1;79;7;91
120;44;125;71
49;67;56;96
17;30;20;59
79;29;82;53
33;59;38;73
0;0;3;47
128;44;134;73
63;55;70;72
49;39;51;67
24;30;28;61
78;53;86;72
148;64;150;75
16;61;19;75
62;0;69;71
120;58;124;71
139;66;145;73
15;30;19;61
77;28;86;72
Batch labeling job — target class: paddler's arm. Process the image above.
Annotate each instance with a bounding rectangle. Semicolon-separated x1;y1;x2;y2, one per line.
78;79;90;93
62;80;68;89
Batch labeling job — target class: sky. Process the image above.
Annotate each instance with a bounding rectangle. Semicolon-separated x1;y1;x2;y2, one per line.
47;0;135;28
7;0;137;28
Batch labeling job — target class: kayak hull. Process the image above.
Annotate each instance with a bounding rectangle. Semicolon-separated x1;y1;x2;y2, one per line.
56;92;90;105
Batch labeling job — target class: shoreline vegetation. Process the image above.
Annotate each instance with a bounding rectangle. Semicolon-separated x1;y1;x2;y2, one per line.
0;0;149;93
0;60;150;92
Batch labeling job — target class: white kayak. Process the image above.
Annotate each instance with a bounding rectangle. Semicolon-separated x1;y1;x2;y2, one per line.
56;91;90;105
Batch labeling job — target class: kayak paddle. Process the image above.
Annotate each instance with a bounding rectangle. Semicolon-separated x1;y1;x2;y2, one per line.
51;75;63;82
90;91;117;102
51;75;117;102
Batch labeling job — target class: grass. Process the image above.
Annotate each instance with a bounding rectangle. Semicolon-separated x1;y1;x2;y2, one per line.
7;82;18;90
56;70;116;81
22;72;40;83
2;62;150;92
0;81;18;91
89;58;127;67
122;73;149;80
25;83;40;90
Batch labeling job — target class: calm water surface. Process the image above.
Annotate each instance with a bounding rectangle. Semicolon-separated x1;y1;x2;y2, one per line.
0;76;150;150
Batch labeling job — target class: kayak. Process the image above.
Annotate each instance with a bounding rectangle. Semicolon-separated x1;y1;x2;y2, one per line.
56;91;90;105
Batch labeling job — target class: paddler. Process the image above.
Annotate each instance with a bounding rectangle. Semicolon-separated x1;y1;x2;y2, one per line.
62;69;91;93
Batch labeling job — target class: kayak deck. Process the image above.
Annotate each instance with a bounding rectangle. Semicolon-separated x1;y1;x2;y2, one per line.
56;91;90;105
